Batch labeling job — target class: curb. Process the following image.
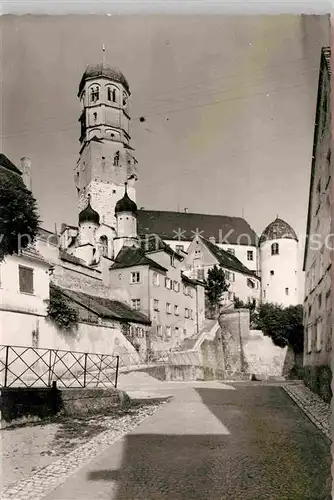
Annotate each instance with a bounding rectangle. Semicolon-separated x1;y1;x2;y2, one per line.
282;384;331;441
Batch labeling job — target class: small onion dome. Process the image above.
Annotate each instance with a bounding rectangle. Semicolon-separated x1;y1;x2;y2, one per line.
78;195;100;225
259;217;298;244
78;63;130;95
115;183;137;215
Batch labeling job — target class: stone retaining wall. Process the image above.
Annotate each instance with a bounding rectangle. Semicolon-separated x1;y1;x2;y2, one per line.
302;364;332;404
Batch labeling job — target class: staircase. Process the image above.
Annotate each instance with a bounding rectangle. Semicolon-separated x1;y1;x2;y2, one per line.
179;319;220;351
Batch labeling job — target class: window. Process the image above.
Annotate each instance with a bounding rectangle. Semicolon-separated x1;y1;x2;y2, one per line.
156;325;162;337
153;299;159;311
173;281;180;292
183;329;187;337
197;267;205;280
263;290;266;300
153;272;160;286
99;235;108;257
113;151;120;167
247;278;255;289
228;292;234;301
318;293;322;310
19;266;34;294
166;326;172;338
107;87;117;102
170;254;176;267
123;91;128;107
285;288;289;296
271;243;279;255
174;305;179;316
174;327;180;337
326;149;331;187
93;112;97;121
307;325;312;353
166;302;171;314
131;299;141;311
131;272;140;283
185;308;190;319
320;246;325;277
165;277;172;290
247;250;253;261
316;318;323;352
183;284;188;295
270;270;274;276
227;248;235;255
176;245;184;253
190;309;194;320
90;86;99;103
136;327;144;338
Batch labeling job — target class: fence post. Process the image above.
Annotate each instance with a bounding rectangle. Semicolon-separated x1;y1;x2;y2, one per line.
47;349;53;387
83;353;88;388
4;346;9;387
114;355;120;389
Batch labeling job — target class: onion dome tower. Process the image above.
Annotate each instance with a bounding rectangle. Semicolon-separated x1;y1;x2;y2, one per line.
259;217;298;306
114;182;139;256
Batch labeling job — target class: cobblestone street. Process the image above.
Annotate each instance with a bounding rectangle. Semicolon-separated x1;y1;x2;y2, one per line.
2;381;330;500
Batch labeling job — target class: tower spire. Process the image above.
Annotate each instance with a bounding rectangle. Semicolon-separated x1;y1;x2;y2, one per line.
102;43;106;66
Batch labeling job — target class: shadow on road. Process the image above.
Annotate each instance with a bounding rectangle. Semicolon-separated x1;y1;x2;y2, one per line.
86;385;331;500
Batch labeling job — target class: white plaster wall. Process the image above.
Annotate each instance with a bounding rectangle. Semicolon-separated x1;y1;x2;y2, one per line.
0;254;50;317
260;238;298;306
0;311;142;385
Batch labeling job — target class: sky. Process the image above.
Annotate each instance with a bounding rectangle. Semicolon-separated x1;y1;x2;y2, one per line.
0;14;330;294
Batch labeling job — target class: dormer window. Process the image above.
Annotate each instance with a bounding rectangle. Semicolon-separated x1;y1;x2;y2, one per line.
90;86;99;103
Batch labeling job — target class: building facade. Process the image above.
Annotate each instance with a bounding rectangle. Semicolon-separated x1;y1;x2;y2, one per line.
302;47;332;403
183;235;261;306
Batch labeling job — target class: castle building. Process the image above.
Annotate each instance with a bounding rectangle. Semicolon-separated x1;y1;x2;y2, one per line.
259;217;299;307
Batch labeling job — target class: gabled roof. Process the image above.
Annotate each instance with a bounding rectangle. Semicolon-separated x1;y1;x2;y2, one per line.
37;227;59;246
139;233;182;260
0;154;22;175
110;245;167;272
200;236;259;278
137;209;258;246
52;285;151;325
303;46;331;271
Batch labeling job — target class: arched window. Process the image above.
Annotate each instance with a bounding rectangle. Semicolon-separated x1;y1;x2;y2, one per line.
113;151;120;166
271;243;279;255
107;87;117;103
90;86;99;103
99;236;108;257
123;91;128;107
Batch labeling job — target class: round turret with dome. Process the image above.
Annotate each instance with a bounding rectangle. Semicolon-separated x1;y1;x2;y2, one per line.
259;216;298;307
114;182;139;256
78;194;100;246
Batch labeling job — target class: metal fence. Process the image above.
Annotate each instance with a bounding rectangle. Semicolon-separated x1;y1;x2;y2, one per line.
116;347;202;371
0;345;119;389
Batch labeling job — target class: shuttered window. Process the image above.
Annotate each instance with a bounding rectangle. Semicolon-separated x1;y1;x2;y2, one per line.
19;266;34;294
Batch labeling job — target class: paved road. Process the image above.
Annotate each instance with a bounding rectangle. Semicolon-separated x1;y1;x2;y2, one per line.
43;382;331;500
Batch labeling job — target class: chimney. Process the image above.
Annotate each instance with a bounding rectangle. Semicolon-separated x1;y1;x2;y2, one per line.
209;236;216;244
20;157;32;191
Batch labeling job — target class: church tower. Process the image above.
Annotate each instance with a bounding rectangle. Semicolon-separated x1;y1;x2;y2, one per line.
74;49;138;246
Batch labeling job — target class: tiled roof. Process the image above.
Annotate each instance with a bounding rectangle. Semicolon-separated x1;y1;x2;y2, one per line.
139;233;182;259
78;63;130;95
181;273;204;287
0;154;22;175
137;210;258;246
19;245;49;265
201;237;258;277
37;227;59;246
111;246;167;272
53;285;151;325
259;217;298;244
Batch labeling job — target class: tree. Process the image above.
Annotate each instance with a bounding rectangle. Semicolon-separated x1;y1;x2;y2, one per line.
204;264;229;318
254;302;304;354
0;169;40;261
46;285;79;332
234;296;257;327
